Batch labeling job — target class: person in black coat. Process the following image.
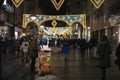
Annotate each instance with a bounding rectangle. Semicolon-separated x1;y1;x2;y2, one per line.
97;35;112;80
114;43;120;71
80;38;87;58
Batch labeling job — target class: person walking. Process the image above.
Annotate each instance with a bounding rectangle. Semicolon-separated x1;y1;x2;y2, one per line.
88;35;98;58
28;37;39;72
20;38;29;62
114;43;120;71
96;35;112;80
80;38;87;58
62;39;70;61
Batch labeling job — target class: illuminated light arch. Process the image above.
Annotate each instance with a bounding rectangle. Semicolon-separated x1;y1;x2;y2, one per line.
39;18;69;27
22;14;86;29
22;14;86;36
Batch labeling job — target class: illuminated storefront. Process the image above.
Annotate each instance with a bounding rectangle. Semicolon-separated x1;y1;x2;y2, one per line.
22;14;86;39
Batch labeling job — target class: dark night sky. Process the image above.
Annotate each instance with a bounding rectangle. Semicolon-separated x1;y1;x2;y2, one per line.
38;0;67;15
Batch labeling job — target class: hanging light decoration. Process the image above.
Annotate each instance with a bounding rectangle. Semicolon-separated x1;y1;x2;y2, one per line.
12;0;24;8
90;0;105;9
51;0;65;11
51;19;57;27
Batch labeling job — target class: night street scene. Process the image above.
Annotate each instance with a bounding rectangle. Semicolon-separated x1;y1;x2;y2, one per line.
0;0;120;80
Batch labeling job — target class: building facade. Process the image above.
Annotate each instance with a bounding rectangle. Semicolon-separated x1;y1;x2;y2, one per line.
86;0;120;50
0;0;24;39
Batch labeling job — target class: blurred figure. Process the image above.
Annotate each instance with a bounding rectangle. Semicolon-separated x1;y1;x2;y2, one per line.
8;37;16;56
62;39;70;61
80;38;87;58
0;38;7;56
88;35;98;58
0;37;2;80
15;39;20;58
20;38;29;62
97;35;112;80
114;43;120;71
28;37;39;72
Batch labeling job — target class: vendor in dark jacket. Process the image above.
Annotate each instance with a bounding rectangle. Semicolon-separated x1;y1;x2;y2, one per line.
28;37;39;72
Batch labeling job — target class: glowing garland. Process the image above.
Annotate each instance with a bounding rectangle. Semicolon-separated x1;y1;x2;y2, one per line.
12;0;24;8
90;0;105;9
51;0;65;11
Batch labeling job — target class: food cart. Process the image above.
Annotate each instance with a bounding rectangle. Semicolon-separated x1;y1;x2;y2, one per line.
38;45;51;75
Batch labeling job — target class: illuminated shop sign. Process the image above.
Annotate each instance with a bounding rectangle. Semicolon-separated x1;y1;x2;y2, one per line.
3;0;14;13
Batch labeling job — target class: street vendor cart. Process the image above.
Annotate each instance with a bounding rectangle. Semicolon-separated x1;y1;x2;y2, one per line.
38;45;51;75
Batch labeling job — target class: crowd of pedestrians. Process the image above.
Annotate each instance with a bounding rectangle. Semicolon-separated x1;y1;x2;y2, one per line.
0;35;120;80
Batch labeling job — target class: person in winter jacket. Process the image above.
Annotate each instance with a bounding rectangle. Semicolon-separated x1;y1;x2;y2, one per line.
28;37;39;72
97;35;112;80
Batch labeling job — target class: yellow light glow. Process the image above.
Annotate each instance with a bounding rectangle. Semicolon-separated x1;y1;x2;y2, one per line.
12;0;24;8
22;33;26;36
51;19;57;27
90;0;104;9
51;0;65;11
